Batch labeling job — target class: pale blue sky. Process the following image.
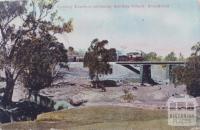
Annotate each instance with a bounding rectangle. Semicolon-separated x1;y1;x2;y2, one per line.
55;0;200;56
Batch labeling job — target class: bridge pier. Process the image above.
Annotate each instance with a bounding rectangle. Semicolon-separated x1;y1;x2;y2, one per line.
166;65;176;84
140;65;158;86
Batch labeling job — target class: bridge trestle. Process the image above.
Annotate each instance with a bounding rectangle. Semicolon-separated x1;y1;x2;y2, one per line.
117;61;185;86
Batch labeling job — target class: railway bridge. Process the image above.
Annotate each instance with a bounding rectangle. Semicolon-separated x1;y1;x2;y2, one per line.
116;61;185;85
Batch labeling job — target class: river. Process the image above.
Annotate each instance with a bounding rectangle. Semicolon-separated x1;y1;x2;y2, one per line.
67;62;169;84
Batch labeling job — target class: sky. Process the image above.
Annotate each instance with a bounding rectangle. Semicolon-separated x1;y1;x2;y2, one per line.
54;0;200;57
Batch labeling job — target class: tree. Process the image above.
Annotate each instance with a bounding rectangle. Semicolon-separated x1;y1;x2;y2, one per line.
108;48;117;62
191;42;200;56
173;42;200;96
0;1;27;106
18;35;68;98
83;39;116;91
184;56;200;96
144;52;162;61
172;65;186;86
164;52;177;61
173;56;200;96
0;0;72;106
17;0;72;99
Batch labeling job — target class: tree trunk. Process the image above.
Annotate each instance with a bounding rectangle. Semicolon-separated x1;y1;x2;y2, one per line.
2;69;15;107
96;74;106;92
96;74;99;88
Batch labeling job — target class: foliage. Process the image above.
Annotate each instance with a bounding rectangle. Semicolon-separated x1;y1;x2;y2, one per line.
0;1;27;105
0;0;72;105
122;93;134;103
108;48;117;62
142;51;184;62
173;42;200;96
18;35;68;93
164;52;177;61
172;66;185;86
122;87;134;103
144;52;162;61
191;42;200;56
83;39;116;90
184;56;200;96
18;0;71;94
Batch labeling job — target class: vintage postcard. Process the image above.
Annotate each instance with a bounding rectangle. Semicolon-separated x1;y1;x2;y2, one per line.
0;0;199;130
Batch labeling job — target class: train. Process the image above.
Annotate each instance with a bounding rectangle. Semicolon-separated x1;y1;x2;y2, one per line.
118;50;144;61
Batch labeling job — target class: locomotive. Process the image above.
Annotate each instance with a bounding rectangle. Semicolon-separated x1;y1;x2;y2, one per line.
118;50;144;61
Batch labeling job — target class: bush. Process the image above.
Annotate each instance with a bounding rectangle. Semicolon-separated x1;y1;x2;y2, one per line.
122;93;135;103
122;87;135;103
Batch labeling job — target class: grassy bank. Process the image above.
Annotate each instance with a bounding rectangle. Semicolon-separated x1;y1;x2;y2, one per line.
1;106;193;130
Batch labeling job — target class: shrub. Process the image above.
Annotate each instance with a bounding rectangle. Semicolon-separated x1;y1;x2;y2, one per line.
122;87;135;102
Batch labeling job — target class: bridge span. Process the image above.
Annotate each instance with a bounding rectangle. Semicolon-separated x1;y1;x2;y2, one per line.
116;61;185;65
69;61;185;85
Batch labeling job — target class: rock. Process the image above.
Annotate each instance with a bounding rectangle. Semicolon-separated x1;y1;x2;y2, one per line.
69;99;87;106
132;86;138;90
102;80;117;87
68;95;88;107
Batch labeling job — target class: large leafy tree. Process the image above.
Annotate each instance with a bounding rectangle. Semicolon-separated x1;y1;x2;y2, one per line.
83;39;116;91
0;0;72;106
17;34;68;96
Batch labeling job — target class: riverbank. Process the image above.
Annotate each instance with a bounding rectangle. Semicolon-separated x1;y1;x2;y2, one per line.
10;62;188;110
0;63;197;129
40;79;187;110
